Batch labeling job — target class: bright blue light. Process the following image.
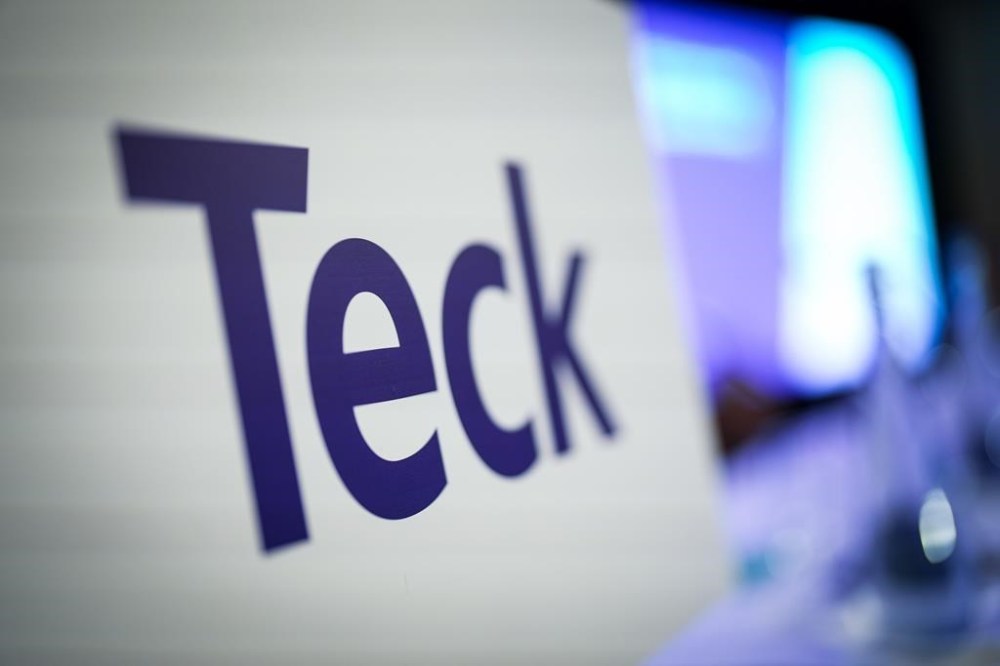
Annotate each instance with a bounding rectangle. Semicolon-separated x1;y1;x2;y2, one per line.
779;20;943;393
631;4;945;398
635;37;775;158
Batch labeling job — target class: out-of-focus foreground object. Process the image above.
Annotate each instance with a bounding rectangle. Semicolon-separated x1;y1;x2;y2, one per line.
0;1;729;664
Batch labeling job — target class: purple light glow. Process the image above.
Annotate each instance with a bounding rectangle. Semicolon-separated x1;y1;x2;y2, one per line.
634;4;793;398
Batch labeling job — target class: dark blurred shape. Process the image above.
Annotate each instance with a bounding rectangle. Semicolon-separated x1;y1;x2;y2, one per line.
714;377;784;455
879;507;955;586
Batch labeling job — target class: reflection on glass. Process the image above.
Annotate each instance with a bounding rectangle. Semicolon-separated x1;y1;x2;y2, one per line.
919;488;957;565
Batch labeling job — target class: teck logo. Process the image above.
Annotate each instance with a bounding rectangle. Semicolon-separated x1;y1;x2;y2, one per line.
115;128;617;553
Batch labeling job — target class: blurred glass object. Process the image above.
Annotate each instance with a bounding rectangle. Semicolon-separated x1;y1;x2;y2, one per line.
948;235;1000;482
861;265;975;643
632;3;945;401
919;488;957;565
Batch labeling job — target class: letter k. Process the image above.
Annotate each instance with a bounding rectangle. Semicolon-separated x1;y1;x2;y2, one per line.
507;162;616;455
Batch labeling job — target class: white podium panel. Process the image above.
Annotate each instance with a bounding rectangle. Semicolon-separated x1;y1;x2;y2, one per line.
0;1;728;663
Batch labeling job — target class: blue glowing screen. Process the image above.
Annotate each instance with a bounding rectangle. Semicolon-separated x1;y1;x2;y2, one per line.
633;3;944;397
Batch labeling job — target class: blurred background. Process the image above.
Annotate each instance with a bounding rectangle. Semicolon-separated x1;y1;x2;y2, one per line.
629;0;1000;662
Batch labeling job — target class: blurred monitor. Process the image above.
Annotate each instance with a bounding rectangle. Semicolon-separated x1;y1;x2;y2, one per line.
633;0;945;399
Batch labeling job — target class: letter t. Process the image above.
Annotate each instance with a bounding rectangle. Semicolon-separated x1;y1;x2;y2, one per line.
115;127;309;553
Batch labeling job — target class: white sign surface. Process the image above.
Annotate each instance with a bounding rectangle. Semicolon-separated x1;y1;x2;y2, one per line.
0;1;728;663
